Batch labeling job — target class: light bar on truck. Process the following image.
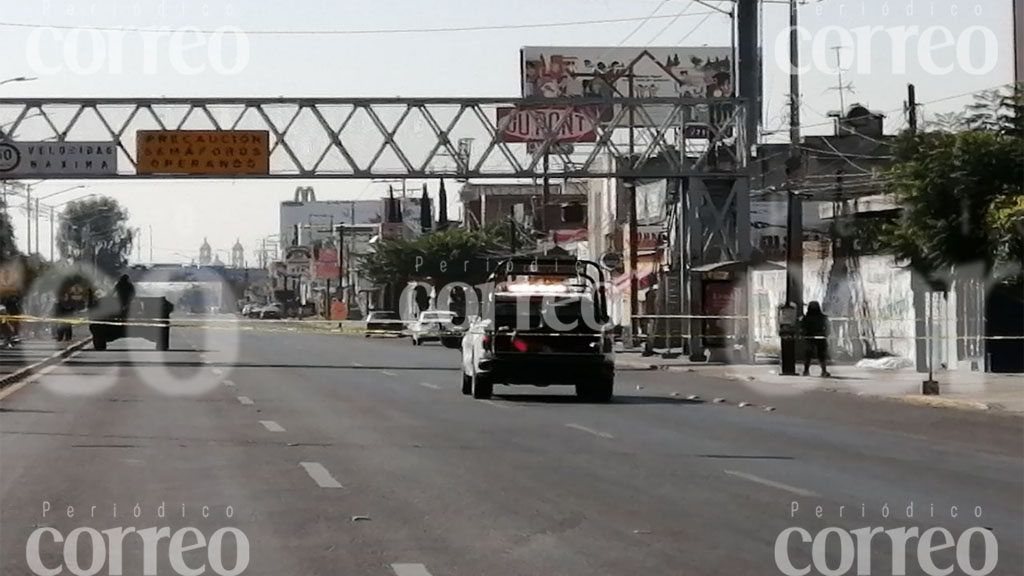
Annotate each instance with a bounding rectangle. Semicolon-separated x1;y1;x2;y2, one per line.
500;283;570;294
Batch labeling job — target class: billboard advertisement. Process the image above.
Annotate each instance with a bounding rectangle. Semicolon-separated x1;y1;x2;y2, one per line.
521;47;733;127
495;106;599;143
0;141;117;177
136;130;270;175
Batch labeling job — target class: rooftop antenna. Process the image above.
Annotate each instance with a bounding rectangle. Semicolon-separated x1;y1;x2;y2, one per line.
827;46;855;114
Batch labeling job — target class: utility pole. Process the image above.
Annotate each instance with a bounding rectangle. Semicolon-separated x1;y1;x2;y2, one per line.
50;206;55;261
907;82;931;381
907;84;918;134
34;198;39;257
509;205;517;254
781;0;804;375
342;223;350;313
25;185;31;255
541;151;550;235
627;70;639;347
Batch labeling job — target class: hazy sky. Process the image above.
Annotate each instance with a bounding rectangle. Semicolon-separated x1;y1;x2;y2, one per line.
0;0;1015;263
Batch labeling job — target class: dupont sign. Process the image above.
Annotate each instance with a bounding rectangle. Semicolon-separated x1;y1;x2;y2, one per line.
0;141;117;177
496;106;598;143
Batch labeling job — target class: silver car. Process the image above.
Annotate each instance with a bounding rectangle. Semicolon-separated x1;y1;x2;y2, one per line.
408;310;459;346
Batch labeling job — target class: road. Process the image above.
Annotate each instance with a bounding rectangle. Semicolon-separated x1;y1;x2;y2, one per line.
1;323;1021;576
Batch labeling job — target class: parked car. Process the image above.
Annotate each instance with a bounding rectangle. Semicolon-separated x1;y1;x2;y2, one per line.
258;303;284;320
364;311;405;337
408;310;459;346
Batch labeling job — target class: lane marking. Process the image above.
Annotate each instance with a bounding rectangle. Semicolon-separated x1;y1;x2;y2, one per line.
565;423;613;439
480;400;509;409
259;420;285;432
380;370;397;377
222;380;235;387
391;564;433;576
723;470;820;498
237;396;254;405
300;462;343;488
211;368;223;375
352;361;364;367
418;382;440;390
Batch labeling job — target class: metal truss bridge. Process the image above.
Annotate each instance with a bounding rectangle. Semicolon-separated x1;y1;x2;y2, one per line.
0;96;748;180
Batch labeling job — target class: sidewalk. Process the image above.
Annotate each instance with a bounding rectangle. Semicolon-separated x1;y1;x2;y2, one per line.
615;352;1024;414
0;327;91;388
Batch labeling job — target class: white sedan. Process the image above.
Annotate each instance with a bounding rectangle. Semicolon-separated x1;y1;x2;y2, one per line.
408;310;459;346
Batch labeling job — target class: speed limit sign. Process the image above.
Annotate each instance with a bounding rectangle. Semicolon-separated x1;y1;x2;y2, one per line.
0;143;20;173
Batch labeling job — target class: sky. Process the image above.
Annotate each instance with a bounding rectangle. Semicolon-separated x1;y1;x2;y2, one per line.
0;0;1016;263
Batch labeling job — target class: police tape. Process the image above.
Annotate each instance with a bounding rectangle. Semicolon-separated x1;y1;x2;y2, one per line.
0;314;1020;341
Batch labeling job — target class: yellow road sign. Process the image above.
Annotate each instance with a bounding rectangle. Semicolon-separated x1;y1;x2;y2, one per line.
136;130;270;175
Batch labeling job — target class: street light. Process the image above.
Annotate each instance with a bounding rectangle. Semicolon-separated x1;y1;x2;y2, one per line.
44;193;98;260
36;185;87;202
33;186;88;258
0;76;37;88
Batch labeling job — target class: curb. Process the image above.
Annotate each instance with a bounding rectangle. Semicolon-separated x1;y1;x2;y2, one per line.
0;337;93;391
616;360;1006;414
889;394;992;412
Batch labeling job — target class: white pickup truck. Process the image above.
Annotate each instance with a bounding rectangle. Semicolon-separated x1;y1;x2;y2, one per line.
460;257;615;402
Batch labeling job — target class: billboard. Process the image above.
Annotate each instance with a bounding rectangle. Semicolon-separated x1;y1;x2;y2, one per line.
495;106;598;143
0;141;117;177
521;47;733;126
316;248;339;280
136;130;270;175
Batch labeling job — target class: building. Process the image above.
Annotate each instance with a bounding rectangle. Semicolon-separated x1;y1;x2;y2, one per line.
279;187;385;251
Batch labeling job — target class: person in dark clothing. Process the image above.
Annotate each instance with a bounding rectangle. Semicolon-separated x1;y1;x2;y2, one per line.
801;301;831;377
114;274;136;315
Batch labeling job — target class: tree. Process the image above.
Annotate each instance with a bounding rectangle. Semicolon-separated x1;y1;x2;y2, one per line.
0;199;16;263
358;224;531;290
878;86;1024;282
57;197;135;276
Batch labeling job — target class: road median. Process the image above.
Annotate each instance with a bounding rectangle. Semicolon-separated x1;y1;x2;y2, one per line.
0;337;93;391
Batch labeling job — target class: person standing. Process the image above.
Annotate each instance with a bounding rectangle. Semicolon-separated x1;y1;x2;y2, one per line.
801;301;831;377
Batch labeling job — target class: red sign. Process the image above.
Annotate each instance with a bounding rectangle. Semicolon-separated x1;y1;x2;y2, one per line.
496;106;598;143
316;249;339;279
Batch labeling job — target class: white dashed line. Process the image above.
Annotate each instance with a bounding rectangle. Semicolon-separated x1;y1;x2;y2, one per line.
211;368;223;375
259;420;285;432
480;400;509;409
237;396;254;405
391;564;433;576
222;380;235;387
300;462;343;488
723;470;820;498
352;361;364;367
380;370;397;377
418;382;440;390
565;423;613;439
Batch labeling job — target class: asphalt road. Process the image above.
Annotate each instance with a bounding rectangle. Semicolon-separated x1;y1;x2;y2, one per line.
1;323;1021;576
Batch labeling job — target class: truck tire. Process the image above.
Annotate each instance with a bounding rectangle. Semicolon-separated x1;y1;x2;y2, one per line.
93;337;107;351
471;371;492;399
461;373;472;395
577;374;614;403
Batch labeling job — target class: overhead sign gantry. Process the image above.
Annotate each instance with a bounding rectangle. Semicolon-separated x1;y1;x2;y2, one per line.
0;96;748;180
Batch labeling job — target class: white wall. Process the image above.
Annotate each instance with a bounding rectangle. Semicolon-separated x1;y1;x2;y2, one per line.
750;253;915;360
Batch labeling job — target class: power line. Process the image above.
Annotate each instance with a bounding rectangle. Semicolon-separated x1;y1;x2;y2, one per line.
0;12;718;37
763;83;1016;136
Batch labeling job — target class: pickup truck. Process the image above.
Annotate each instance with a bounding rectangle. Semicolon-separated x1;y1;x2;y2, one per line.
460;257;615;402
